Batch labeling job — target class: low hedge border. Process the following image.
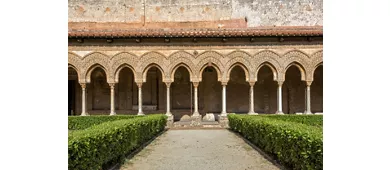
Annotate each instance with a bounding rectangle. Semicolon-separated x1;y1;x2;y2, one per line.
68;115;136;130
261;115;323;127
228;114;323;170
68;114;167;170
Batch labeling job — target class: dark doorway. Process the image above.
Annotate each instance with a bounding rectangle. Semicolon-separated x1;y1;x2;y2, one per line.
68;80;76;116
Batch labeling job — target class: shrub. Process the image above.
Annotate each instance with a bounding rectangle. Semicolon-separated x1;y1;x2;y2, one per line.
68;114;167;170
68;115;136;130
228;114;323;170
262;115;323;127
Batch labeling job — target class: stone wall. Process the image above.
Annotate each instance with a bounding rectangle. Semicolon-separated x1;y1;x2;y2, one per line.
68;0;322;27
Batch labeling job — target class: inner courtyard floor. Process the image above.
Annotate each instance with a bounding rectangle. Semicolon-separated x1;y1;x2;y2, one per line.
119;129;281;170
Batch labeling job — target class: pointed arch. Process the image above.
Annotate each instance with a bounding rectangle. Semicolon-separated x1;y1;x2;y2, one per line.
226;62;250;82
169;62;195;82
81;52;111;83
142;63;166;82
198;62;222;82
114;64;137;83
255;62;278;81
85;64;109;83
283;62;306;81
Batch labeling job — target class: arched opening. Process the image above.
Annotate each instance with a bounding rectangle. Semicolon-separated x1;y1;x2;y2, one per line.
88;67;110;114
227;66;249;113
283;65;305;114
116;67;136;114
171;66;192;121
141;67;164;114
254;66;277;114
311;65;323;113
199;66;222;116
68;67;79;116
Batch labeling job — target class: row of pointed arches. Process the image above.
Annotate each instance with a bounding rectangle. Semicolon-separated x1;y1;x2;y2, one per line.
69;59;322;120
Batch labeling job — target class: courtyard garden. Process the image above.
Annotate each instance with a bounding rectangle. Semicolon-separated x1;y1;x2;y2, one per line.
228;114;323;170
68;114;167;170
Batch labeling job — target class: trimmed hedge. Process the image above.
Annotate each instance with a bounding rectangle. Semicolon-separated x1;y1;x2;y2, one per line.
228;114;323;170
68;114;167;170
68;115;136;130
261;115;323;127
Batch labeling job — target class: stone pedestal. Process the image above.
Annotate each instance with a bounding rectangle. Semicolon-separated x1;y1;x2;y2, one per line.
166;115;174;128
202;113;216;121
218;115;229;128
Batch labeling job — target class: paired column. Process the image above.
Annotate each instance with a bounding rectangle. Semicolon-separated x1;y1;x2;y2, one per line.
304;81;312;114
109;83;116;115
248;82;257;115
276;81;284;114
80;83;88;116
137;82;144;115
165;82;172;117
192;82;200;117
221;82;227;116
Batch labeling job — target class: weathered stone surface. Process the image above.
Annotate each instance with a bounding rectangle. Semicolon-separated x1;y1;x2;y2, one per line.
180;115;192;121
68;0;322;27
202;113;216;121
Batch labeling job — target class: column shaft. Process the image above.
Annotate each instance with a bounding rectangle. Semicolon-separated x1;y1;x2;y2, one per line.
137;83;144;115
221;84;227;116
166;83;172;116
192;82;200;117
304;83;312;114
110;84;116;115
81;84;87;116
248;83;257;115
276;81;284;114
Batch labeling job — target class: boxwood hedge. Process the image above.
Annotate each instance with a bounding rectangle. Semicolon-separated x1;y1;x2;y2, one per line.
68;115;136;130
262;115;323;127
228;114;323;170
68;114;167;170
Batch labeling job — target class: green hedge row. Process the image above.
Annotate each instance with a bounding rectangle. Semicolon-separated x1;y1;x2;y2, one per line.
228;114;323;170
68;114;167;170
261;115;323;127
68;115;136;130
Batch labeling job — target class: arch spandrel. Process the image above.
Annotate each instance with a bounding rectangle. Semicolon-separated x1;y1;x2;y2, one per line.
306;50;323;81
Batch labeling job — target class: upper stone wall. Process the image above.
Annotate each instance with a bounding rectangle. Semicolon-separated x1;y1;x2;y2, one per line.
68;0;322;27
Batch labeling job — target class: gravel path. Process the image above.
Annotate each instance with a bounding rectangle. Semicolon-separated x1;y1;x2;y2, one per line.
120;129;281;170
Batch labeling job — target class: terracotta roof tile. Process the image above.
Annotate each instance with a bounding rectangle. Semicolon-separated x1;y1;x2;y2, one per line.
68;26;322;38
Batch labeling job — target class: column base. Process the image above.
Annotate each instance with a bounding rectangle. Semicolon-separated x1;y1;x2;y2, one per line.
192;112;201;118
165;112;173;117
80;112;89;116
137;112;145;116
248;112;258;115
109;112;116;116
303;111;312;115
220;112;227;117
275;111;284;115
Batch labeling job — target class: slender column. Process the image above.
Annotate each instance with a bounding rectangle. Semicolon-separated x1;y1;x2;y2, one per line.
137;82;144;115
248;82;257;115
304;81;312;114
276;81;284;114
221;82;227;116
80;83;88;116
192;82;200;117
109;83;116;115
165;82;172;116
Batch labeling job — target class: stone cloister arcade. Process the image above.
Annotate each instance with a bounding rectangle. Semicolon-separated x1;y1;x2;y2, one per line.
68;49;323;121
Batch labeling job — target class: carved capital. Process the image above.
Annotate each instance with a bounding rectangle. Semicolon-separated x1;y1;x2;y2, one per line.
192;82;199;88
277;81;284;86
306;81;312;86
80;83;87;89
109;83;115;88
136;82;143;88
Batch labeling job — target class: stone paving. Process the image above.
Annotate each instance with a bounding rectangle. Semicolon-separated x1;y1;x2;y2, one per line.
119;129;281;170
